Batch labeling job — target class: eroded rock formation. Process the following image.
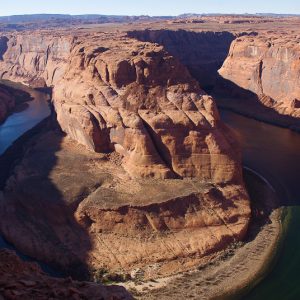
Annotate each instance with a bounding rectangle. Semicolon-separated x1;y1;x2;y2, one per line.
219;33;300;118
0;33;72;87
128;30;235;89
54;34;243;182
0;129;250;279
127;28;300;125
0;31;250;279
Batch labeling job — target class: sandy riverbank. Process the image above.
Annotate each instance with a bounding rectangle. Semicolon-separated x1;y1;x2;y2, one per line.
118;170;283;300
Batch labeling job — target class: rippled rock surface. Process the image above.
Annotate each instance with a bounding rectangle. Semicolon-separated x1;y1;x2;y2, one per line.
0;30;250;279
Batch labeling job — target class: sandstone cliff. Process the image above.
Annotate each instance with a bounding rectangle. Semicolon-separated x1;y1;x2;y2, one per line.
219;33;300;118
0;32;72;87
0;30;250;280
54;33;242;182
128;30;235;89
0;129;250;279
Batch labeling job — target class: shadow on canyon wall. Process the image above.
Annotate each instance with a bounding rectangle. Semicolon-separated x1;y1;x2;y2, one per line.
212;76;300;131
0;107;93;281
243;169;281;244
128;29;299;245
0;36;8;61
129;29;300;131
127;29;236;89
0;29;296;289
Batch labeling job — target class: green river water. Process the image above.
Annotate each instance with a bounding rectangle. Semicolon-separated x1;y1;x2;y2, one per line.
221;109;300;300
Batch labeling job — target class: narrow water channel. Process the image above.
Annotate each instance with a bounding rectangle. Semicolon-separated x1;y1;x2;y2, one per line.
0;83;50;155
220;109;300;300
0;82;61;276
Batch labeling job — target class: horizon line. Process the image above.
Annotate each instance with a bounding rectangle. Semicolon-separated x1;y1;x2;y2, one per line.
0;12;300;18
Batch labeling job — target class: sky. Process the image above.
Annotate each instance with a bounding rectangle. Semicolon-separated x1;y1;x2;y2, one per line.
1;0;300;16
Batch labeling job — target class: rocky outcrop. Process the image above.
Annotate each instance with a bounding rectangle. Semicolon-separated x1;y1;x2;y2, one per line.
0;83;32;123
0;33;72;87
128;30;235;89
0;249;132;300
0;130;250;279
53;33;243;182
128;29;300;124
0;30;250;280
219;34;300;118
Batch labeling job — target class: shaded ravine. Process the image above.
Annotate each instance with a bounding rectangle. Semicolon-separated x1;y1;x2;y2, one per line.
220;109;300;300
0;82;63;276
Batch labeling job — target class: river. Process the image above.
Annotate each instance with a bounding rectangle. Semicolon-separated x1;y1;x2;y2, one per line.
0;83;50;155
220;109;300;300
0;83;61;276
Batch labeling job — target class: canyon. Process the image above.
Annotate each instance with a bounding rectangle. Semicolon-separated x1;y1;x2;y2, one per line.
0;14;299;299
0;29;250;280
127;22;300;129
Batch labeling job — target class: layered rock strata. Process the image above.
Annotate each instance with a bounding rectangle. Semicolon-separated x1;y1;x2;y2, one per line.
54;34;243;182
0;32;72;87
219;33;300;118
128;30;236;89
0;31;250;279
0;130;250;278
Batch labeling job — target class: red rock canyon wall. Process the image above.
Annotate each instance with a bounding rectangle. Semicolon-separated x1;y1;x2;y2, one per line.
0;30;251;278
219;33;300;118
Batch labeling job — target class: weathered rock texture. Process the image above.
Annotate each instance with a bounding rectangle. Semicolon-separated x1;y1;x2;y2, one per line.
128;30;235;89
0;249;132;300
0;33;72;87
54;34;243;182
0;31;250;279
0;130;250;279
219;33;300;118
128;28;300;125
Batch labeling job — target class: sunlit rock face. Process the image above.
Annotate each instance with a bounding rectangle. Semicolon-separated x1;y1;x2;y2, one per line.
53;34;243;183
0;33;72;87
127;29;236;89
0;30;250;278
219;34;300;118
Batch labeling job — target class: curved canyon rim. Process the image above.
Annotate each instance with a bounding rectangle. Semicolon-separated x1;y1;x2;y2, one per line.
0;11;300;300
